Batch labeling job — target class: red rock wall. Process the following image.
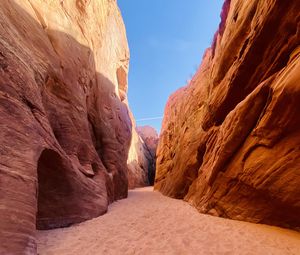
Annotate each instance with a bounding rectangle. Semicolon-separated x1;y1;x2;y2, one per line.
155;0;300;229
0;0;148;253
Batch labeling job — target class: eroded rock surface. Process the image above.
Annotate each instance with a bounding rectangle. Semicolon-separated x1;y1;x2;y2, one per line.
137;126;159;185
0;0;148;253
155;0;300;229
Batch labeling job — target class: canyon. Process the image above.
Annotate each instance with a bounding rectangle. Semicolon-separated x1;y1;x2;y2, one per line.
0;0;299;254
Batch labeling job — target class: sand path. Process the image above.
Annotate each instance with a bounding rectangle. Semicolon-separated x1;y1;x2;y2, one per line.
37;187;300;255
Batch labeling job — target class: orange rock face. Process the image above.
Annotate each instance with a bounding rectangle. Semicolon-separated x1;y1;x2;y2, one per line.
0;0;149;253
155;0;300;229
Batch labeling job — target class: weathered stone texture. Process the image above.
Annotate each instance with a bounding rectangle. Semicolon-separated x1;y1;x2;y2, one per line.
155;0;300;229
0;0;149;253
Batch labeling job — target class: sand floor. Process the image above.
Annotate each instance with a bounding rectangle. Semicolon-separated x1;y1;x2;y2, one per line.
37;187;300;255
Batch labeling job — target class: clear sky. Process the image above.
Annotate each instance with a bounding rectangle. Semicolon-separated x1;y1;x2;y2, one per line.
118;0;224;132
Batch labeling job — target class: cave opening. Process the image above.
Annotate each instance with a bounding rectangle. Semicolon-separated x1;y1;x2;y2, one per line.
36;149;73;230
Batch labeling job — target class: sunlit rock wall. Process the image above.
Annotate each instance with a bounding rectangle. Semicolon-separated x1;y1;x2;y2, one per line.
155;0;300;229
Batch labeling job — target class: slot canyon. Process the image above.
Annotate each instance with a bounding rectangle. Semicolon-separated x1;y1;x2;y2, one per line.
0;0;299;254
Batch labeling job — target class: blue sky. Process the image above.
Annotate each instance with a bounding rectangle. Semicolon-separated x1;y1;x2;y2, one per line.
118;0;224;132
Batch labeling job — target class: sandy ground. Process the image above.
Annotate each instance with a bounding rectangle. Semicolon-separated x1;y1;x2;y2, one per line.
37;187;300;255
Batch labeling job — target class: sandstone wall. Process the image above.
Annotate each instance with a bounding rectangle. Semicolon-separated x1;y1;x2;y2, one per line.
155;0;300;229
0;0;148;253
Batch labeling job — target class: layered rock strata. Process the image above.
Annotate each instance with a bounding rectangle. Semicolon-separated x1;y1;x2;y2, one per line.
0;0;149;253
155;0;300;229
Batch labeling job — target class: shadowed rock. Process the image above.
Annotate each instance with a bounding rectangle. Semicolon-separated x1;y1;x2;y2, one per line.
137;125;159;185
0;0;149;253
